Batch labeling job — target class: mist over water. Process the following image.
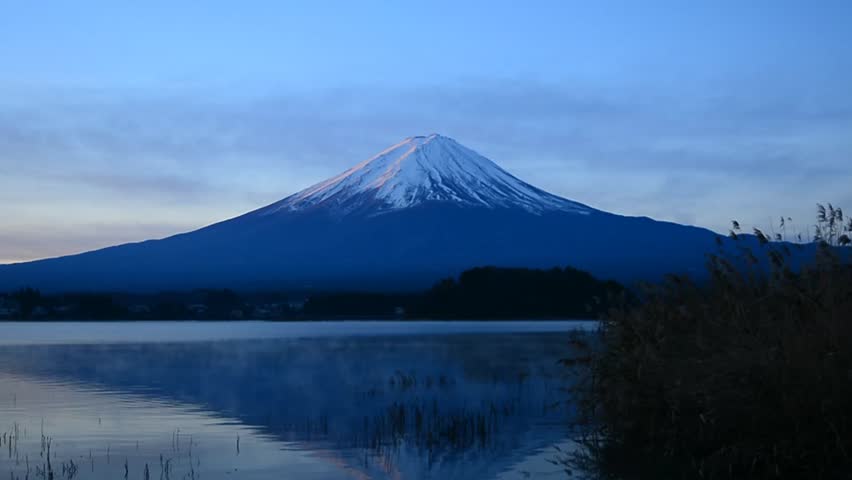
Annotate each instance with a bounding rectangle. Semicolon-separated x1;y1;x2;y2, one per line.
0;321;590;479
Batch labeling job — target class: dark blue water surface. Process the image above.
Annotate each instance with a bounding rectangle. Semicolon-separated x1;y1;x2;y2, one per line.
0;321;592;479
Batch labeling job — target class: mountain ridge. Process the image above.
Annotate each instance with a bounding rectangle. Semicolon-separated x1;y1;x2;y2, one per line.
0;135;726;292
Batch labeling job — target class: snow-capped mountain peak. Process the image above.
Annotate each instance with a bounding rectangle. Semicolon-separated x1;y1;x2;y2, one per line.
258;134;590;216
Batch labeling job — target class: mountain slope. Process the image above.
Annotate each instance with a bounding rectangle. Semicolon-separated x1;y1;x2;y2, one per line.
0;135;724;292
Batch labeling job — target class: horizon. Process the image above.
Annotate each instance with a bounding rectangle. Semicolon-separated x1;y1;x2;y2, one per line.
3;1;852;263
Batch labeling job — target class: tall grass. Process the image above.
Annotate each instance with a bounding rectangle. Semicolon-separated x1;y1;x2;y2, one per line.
569;205;852;479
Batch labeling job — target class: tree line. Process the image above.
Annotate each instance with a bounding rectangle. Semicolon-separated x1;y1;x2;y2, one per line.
0;266;626;321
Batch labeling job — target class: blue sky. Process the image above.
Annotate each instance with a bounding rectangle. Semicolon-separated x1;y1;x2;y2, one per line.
2;1;852;263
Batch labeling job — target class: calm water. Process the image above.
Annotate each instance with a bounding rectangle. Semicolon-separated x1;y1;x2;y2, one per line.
0;321;594;479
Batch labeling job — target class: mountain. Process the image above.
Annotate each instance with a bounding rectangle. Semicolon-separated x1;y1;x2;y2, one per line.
0;134;724;292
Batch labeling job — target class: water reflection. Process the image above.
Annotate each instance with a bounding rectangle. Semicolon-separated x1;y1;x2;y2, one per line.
0;330;579;479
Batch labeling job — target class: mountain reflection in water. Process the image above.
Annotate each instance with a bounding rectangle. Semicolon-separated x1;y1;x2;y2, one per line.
0;328;584;479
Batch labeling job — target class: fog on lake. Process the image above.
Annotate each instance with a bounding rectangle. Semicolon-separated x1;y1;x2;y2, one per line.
0;321;594;479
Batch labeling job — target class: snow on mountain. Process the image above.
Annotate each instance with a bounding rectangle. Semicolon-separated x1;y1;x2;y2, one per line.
255;134;591;216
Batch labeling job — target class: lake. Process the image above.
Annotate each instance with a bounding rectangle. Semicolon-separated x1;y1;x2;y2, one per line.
0;321;595;479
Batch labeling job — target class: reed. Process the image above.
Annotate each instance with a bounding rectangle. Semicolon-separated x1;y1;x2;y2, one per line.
567;204;852;479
